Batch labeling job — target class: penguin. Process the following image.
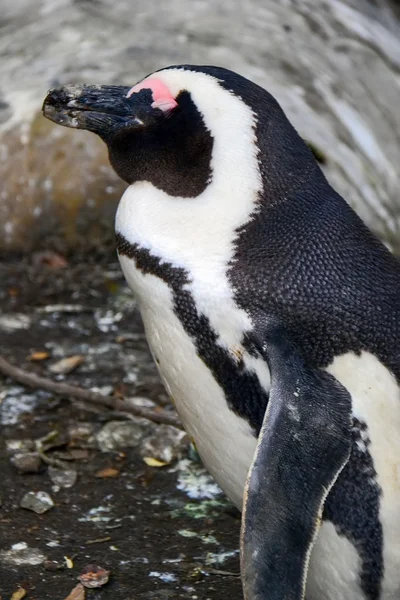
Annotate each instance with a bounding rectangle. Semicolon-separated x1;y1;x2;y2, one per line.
42;65;400;600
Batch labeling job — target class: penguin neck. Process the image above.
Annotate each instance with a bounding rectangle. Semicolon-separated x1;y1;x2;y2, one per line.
115;79;263;280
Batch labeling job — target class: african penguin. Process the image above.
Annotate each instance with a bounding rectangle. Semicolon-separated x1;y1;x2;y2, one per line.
43;65;400;600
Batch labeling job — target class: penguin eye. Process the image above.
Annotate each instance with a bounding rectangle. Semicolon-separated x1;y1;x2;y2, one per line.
126;78;178;114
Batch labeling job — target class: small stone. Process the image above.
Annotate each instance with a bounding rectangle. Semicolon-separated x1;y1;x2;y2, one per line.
6;439;35;454
11;452;41;474
0;542;45;566
0;314;31;331
48;467;77;488
68;422;96;440
44;559;63;571
96;420;146;452
141;425;189;464
20;491;54;514
78;564;111;588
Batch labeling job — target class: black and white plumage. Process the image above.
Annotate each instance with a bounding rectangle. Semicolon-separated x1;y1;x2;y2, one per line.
43;65;400;600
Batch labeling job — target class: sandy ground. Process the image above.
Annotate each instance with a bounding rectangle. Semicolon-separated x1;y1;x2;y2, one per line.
0;256;242;600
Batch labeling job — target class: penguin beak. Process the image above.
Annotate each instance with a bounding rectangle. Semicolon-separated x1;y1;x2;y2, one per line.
42;84;157;139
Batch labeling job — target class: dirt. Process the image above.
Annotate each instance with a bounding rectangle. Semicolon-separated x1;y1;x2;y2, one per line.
0;256;242;600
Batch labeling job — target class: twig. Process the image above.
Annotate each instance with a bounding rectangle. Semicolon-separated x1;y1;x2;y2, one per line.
0;356;183;430
35;430;68;469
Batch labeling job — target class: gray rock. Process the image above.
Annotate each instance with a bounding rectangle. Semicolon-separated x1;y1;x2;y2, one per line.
96;420;147;452
141;425;189;464
0;314;31;331
20;490;55;514
6;438;35;454
11;452;42;473
48;466;77;488
1;0;400;252
0;542;45;566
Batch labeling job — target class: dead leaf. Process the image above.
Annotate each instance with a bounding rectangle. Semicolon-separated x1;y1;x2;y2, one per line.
62;583;85;600
78;564;111;589
143;456;169;468
28;351;50;361
11;588;27;600
95;467;120;479
65;555;74;569
49;355;84;374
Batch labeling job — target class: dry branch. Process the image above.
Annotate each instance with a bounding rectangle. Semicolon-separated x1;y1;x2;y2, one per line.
0;356;182;430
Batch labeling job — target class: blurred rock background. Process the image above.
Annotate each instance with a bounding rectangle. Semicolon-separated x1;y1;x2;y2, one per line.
1;0;400;254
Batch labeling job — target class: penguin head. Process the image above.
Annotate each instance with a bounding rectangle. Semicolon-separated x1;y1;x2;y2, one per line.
43;65;288;198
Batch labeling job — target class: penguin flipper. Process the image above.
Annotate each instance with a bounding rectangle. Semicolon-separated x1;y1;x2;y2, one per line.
241;323;352;600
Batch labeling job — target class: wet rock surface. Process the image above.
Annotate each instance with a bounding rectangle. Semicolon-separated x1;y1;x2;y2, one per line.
0;258;242;599
20;490;55;514
1;0;400;253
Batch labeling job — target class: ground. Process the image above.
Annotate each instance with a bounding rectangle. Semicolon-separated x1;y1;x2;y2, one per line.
0;256;242;600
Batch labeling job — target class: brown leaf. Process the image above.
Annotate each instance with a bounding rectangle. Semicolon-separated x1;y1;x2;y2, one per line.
11;588;27;600
62;583;85;600
95;467;120;479
28;351;50;361
49;355;85;374
78;565;111;589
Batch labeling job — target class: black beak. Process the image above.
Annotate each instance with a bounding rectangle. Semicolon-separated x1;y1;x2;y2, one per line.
42;84;155;139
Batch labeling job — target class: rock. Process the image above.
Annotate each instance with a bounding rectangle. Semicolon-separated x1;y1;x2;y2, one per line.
48;466;77;488
67;422;96;444
141;425;189;464
44;559;63;571
0;542;45;566
96;420;147;452
0;314;31;331
20;490;55;514
1;391;47;426
10;452;41;474
6;439;35;454
1;0;400;253
78;564;111;589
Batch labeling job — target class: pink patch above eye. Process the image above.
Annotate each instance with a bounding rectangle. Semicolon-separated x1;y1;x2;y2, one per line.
126;78;178;112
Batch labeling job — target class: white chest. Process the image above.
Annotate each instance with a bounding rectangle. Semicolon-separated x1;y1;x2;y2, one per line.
119;254;262;508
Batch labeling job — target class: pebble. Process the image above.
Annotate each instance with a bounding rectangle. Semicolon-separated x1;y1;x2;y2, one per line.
44;559;63;571
78;564;111;588
96;420;146;452
141;425;189;464
20;490;54;514
6;439;35;454
0;314;31;331
0;542;45;566
11;452;41;473
48;466;77;488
